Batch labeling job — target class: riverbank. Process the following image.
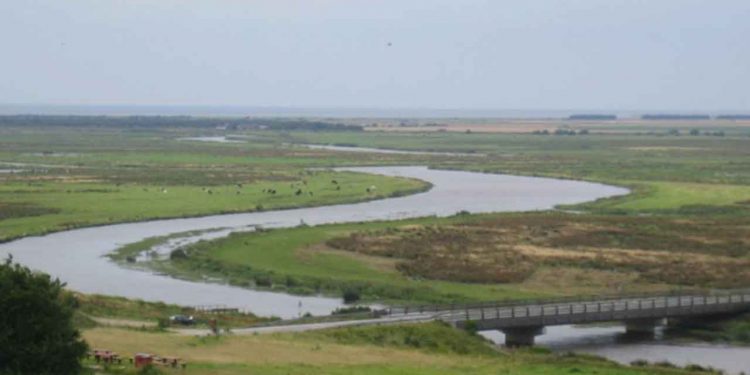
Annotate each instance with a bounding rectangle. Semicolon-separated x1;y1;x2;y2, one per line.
137;208;750;305
0;170;428;243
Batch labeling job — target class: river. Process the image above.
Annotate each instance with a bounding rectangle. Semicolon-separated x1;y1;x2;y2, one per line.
481;325;750;374
0;166;624;318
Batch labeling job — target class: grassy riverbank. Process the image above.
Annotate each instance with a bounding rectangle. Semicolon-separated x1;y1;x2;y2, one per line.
81;322;708;375
666;313;750;345
73;293;272;330
0;125;429;242
150;209;750;304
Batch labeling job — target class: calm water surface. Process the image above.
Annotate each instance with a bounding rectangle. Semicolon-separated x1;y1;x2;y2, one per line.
302;144;483;157
481;325;750;374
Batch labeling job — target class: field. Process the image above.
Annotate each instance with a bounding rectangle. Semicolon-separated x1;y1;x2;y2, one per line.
349;117;750;135
157;210;750;304
80;323;706;375
0;125;428;242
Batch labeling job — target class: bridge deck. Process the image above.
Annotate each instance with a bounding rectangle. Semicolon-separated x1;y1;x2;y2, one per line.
389;293;750;330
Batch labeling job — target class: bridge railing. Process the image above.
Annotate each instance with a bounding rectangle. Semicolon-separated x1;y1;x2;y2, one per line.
448;293;750;324
384;289;750;317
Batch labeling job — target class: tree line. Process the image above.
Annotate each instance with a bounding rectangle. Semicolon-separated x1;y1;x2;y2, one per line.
0;115;363;131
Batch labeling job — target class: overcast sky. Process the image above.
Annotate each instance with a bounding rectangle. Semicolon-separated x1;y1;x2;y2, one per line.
1;0;748;111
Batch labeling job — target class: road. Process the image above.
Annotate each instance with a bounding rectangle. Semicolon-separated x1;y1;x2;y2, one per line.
174;292;750;336
173;312;437;336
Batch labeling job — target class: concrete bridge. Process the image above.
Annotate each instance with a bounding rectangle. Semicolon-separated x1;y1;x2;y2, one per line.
387;291;750;346
182;291;750;344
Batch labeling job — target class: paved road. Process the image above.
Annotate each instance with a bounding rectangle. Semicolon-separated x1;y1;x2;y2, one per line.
173;313;437;336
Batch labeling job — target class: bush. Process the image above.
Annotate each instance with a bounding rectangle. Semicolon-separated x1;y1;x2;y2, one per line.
157;318;170;330
254;275;272;287
332;306;372;315
342;289;361;303
0;257;88;375
169;249;188;260
462;320;478;335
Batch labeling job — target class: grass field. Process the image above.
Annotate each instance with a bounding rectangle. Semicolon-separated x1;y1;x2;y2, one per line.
276;131;750;185
81;323;704;375
157;209;750;304
0;126;429;242
0;170;426;242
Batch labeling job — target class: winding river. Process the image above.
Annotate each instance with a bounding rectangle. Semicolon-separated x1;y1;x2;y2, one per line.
0;166;625;318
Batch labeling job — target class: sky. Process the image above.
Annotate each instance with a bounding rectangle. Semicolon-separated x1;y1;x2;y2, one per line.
1;0;749;112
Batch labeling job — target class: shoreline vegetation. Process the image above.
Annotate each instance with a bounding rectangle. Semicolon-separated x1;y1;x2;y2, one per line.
121;209;750;305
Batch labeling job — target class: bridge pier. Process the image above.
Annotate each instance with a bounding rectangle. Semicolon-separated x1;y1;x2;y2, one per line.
624;318;660;337
501;326;545;347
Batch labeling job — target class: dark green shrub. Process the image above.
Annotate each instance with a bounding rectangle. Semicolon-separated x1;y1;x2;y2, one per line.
342;289;361;303
0;257;88;375
254;275;272;287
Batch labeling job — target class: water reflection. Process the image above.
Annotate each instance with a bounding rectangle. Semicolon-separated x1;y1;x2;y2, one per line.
481;325;750;374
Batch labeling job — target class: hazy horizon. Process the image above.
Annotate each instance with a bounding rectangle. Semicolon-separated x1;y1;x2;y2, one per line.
2;0;749;111
2;103;750;119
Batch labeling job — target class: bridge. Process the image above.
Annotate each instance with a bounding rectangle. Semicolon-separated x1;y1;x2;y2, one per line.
386;291;750;346
182;291;750;345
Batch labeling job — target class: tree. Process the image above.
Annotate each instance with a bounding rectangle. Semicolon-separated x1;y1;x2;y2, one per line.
0;257;88;375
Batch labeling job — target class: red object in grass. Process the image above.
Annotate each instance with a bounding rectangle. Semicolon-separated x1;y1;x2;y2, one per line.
134;353;153;368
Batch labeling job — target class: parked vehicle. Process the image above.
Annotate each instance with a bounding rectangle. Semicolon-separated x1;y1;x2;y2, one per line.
169;315;195;325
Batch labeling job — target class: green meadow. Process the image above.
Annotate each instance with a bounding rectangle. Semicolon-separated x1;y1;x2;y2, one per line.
0;126;428;241
82;322;704;375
